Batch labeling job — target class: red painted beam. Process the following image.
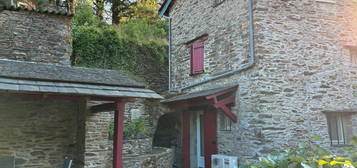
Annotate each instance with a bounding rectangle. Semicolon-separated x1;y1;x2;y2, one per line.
113;99;134;168
219;105;237;122
213;96;235;109
90;103;116;113
171;98;214;107
214;96;237;122
182;112;190;168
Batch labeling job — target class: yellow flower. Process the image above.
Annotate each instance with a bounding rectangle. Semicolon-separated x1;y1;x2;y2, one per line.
330;161;347;166
318;160;328;165
323;156;333;160
336;157;347;161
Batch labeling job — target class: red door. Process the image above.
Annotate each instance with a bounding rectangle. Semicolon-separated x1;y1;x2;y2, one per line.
203;109;218;168
182;110;217;168
182;112;190;168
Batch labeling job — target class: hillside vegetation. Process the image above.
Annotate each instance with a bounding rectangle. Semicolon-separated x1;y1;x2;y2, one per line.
72;0;168;91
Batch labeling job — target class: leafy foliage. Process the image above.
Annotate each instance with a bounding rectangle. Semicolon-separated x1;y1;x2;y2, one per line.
72;2;102;27
124;115;149;139
242;138;357;168
110;0;132;24
343;137;357;164
129;0;159;22
108;115;149;140
72;2;168;78
72;25;138;71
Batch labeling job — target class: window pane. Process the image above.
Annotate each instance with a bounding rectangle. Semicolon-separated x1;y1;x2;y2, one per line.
220;113;232;131
326;113;353;145
342;114;353;144
328;116;339;141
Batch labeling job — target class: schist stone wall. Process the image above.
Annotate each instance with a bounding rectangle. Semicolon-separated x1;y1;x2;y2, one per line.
0;94;86;168
84;100;173;168
0;9;72;65
168;0;357;161
84;100;148;167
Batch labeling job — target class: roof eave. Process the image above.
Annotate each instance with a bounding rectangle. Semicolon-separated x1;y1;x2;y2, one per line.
159;0;173;17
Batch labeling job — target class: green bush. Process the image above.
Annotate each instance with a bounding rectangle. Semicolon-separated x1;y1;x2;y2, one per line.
124;115;149;139
72;3;168;78
115;19;167;44
72;3;103;27
242;138;357;168
72;25;138;71
108;115;149;140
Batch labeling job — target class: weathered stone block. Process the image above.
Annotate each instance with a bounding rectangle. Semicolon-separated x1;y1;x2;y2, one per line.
0;10;72;65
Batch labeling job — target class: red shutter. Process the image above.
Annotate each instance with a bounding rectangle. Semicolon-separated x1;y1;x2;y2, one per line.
190;40;204;74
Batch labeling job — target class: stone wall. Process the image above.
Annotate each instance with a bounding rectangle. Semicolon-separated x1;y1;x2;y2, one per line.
0;9;72;65
84;100;170;168
0;94;86;168
84;110;113;168
123;147;173;168
168;0;357;162
135;48;169;93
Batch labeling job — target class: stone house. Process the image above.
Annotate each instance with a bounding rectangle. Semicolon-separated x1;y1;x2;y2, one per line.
157;0;357;168
0;5;172;168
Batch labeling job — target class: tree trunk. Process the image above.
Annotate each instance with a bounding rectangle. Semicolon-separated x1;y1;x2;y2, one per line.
95;0;105;21
111;0;120;24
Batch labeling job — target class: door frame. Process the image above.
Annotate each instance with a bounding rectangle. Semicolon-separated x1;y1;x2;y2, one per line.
203;109;218;168
196;112;205;168
182;109;218;168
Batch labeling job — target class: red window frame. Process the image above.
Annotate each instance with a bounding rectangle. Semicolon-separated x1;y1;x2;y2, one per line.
190;40;205;75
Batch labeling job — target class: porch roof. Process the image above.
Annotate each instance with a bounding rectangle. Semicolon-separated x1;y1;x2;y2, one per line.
162;85;238;103
162;85;239;122
0;59;162;99
158;0;174;17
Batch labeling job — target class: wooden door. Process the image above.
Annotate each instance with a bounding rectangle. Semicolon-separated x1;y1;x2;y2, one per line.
182;112;190;168
203;109;218;168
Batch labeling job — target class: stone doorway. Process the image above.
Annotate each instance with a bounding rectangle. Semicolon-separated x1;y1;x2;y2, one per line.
153;112;181;168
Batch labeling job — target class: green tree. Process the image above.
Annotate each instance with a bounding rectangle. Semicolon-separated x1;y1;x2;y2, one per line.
71;0;168;88
72;2;102;27
129;0;160;22
110;0;131;24
93;0;105;20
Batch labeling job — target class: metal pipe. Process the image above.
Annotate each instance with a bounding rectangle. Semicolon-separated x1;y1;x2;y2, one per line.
170;0;256;92
162;15;172;91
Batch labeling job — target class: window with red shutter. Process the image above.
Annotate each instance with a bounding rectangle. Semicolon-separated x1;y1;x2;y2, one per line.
190;40;204;75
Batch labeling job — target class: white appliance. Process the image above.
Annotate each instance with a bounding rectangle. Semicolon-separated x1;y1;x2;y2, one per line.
211;154;238;168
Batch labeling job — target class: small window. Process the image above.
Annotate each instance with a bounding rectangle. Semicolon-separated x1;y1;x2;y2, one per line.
344;45;357;64
220;114;232;131
190;40;204;75
326;113;352;146
350;49;357;64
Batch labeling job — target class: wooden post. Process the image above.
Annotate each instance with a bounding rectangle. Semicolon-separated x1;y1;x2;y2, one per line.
203;109;218;168
182;111;190;168
113;99;126;168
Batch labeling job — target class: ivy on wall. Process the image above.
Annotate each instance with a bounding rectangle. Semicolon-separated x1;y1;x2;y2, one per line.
71;3;168;84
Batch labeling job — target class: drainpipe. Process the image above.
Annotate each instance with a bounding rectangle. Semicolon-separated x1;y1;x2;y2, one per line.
162;15;172;91
169;0;256;93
